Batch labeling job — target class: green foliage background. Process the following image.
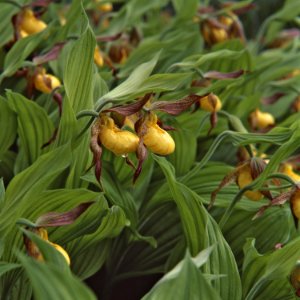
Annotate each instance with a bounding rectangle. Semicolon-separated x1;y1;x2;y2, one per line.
1;0;300;299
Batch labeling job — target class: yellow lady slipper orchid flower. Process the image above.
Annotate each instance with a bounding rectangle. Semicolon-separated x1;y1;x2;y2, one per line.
50;242;71;265
18;8;47;37
94;45;104;67
249;109;275;130
96;0;113;12
200;94;222;112
237;164;264;201
98;115;139;155
293;96;300;112
142;113;175;155
291;189;300;219
34;68;61;94
24;227;70;265
201;21;228;45
280;163;300;183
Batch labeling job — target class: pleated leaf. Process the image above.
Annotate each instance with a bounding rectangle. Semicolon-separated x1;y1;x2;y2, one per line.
143;250;221;300
6;91;54;173
153;155;242;300
18;253;96;300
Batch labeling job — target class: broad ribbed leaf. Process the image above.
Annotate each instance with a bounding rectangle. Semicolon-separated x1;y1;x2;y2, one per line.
0;262;20;277
95;52;160;105
143;251;222;300
64;23;95;113
18;253;96;300
153;155;242;300
6;91;54;173
0;28;49;83
0;97;17;156
242;238;300;300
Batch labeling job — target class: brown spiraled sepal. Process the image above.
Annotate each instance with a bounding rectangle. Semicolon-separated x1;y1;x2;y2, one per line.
149;94;202;115
209;168;238;209
133;139;148;183
90;120;103;182
33;42;66;65
203;70;244;80
104;93;152;116
35;202;94;227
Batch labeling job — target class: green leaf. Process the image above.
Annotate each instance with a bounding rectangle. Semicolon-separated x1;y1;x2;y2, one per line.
0;178;5;211
0;97;17;156
6;91;54;172
95;52;160;105
0;28;49;83
21;229;69;270
130;72;193;98
62;7;96;188
153;155;242;300
64;25;96;113
173;49;252;71
143;250;222;300
18;253;96;300
172;0;199;20
168;126;197;176
0;262;20;277
0;4;19;47
0;144;71;241
242;238;300;300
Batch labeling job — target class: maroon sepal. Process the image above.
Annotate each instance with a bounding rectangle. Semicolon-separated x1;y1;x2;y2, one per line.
279;28;300;39
191;78;211;87
90;121;103;183
253;189;295;220
35;202;94;227
284;155;300;170
150;94;202;116
133;139;148;183
209;169;238;209
261;93;285;105
104;93;152;116
41;128;58;149
250;157;267;180
125;155;136;170
250;158;273;200
33;42;66;65
221;2;256;15
96;32;122;42
207;111;218;135
206;18;228;29
53;92;63;116
198;6;215;14
203;69;244;80
29;0;53;8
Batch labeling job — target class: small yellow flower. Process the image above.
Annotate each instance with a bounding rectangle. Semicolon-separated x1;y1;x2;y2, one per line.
142;113;175;155
94;45;104;67
249;109;275;130
98;115;139;155
201;21;228;45
50;242;71;265
200;94;222;112
293;96;300;112
24;227;70;265
34;68;61;94
291;189;300;219
18;8;47;37
280;163;300;183
237;164;264;201
95;0;113;12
